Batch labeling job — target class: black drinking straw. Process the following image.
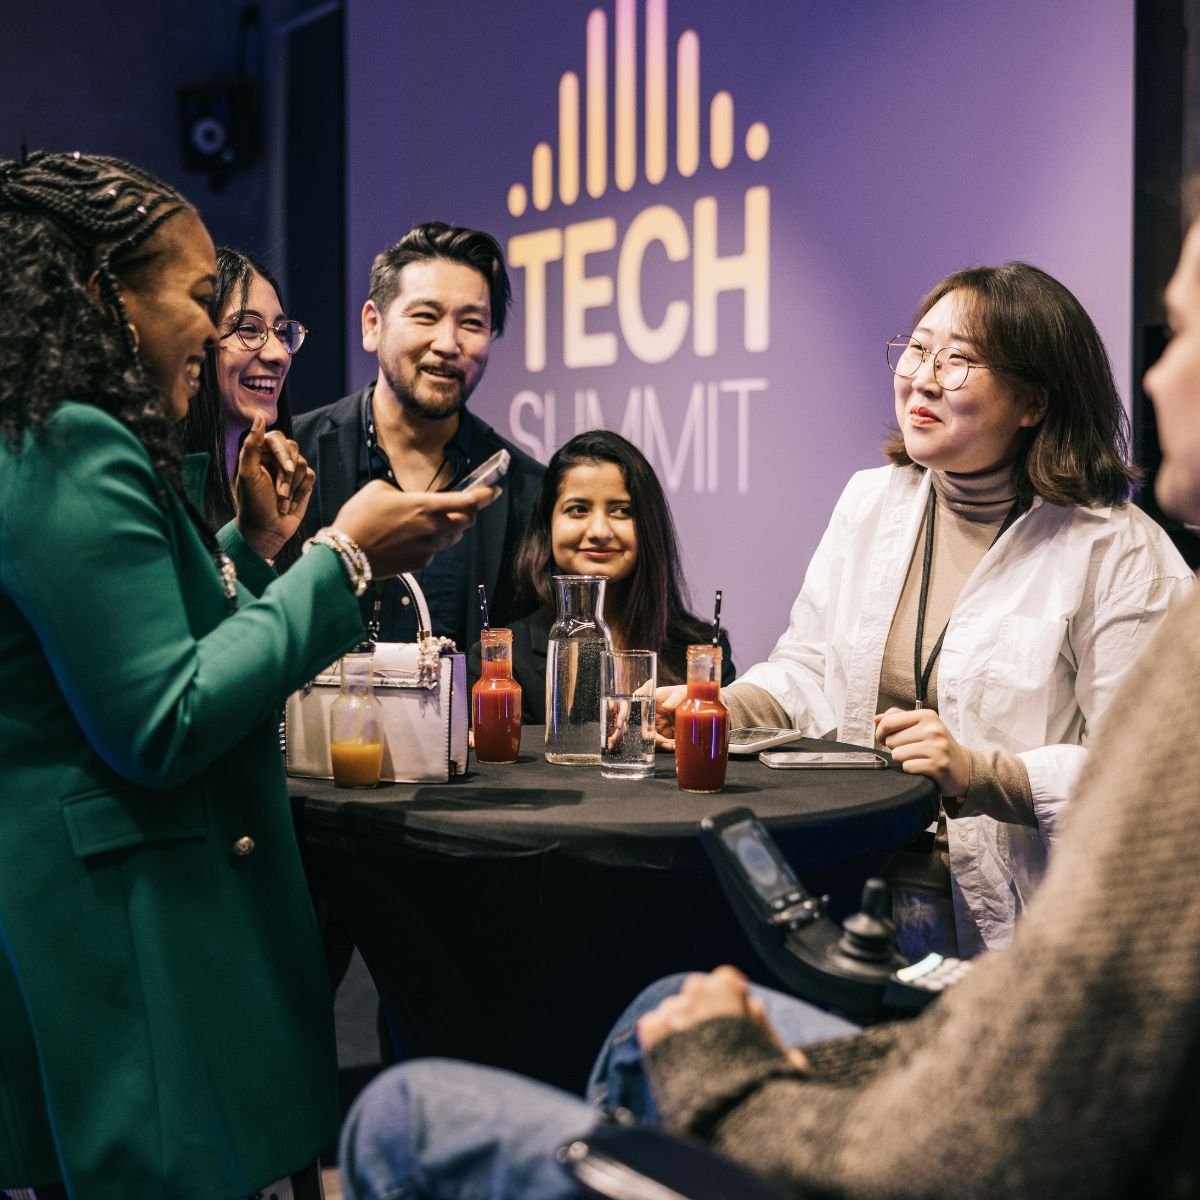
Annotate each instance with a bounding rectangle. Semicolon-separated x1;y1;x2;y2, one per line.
711;589;723;646
478;583;490;631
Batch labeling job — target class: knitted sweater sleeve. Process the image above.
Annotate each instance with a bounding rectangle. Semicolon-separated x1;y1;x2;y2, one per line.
644;588;1200;1200
723;682;793;731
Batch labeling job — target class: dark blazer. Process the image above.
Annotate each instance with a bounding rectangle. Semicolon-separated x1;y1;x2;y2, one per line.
293;387;545;648
471;607;737;724
0;405;365;1197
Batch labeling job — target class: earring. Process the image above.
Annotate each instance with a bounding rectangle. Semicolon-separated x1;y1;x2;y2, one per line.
126;322;140;353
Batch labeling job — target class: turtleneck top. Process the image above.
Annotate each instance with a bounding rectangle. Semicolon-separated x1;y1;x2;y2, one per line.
725;464;1036;934
875;465;1034;919
876;462;1017;714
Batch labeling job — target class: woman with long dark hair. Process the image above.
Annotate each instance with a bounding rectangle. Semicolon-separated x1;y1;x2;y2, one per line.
181;246;307;566
0;150;493;1199
480;430;733;722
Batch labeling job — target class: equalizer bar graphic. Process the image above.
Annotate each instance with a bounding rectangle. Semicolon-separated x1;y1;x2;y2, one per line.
508;0;770;217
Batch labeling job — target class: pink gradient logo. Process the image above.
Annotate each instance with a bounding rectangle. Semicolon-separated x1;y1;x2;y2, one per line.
505;0;772;495
506;0;770;216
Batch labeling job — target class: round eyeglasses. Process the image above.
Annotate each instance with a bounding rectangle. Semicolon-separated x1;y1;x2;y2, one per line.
886;336;986;391
222;314;308;356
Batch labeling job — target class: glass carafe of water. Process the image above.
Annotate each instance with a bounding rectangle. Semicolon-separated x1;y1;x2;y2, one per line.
545;574;613;764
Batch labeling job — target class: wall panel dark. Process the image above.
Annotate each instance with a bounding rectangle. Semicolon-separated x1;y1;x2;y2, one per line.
1;0;273;253
1132;0;1200;565
283;4;346;415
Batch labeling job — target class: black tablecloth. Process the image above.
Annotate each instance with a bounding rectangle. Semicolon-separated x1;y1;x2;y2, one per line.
292;727;937;874
292;728;937;1089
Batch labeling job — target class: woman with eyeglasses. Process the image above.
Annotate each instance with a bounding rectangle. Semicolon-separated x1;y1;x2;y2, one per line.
657;262;1192;958
181;246;308;566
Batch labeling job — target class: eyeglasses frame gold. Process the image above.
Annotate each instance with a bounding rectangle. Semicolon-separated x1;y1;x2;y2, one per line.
885;335;989;392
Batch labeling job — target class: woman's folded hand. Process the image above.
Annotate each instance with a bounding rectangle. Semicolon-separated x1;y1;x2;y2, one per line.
234;415;315;560
874;706;972;798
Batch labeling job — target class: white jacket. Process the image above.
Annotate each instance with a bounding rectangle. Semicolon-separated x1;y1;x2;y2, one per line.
739;465;1194;952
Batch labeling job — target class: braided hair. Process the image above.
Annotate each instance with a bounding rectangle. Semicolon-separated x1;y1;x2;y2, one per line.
0;150;194;493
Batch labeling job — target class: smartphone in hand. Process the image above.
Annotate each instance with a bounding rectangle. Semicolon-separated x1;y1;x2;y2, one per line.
453;448;510;491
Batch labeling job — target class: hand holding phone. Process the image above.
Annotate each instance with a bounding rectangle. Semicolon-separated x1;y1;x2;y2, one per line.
332;480;488;576
453;448;510;491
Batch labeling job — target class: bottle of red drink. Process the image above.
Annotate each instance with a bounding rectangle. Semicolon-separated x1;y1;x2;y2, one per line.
472;628;522;764
674;644;729;793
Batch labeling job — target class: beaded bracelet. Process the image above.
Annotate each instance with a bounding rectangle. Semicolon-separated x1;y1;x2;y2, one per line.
302;527;373;596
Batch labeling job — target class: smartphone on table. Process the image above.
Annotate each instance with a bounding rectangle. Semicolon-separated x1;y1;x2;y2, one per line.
728;727;806;755
759;749;886;769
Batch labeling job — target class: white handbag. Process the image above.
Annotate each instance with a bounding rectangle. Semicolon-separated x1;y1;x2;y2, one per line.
285;572;468;784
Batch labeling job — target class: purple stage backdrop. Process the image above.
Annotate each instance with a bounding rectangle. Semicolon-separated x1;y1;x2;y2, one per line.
346;0;1134;665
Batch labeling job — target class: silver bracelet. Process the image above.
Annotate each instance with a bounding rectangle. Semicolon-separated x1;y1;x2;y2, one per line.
302;527;373;596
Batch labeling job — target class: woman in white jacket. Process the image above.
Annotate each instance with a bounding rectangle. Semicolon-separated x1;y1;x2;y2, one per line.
659;262;1193;957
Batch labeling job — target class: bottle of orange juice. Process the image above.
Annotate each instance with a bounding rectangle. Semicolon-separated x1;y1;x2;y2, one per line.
329;648;384;787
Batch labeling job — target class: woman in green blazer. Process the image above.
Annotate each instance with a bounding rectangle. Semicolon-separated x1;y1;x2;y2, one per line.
0;152;495;1199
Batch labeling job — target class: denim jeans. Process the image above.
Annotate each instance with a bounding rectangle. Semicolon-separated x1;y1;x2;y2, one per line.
340;1059;597;1200
340;975;861;1200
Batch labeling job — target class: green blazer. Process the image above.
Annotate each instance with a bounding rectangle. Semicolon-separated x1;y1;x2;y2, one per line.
0;404;365;1198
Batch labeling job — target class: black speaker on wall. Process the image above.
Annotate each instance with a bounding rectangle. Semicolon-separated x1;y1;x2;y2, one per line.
177;82;262;173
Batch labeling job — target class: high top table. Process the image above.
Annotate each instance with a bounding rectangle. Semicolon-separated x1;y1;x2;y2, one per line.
291;727;936;1091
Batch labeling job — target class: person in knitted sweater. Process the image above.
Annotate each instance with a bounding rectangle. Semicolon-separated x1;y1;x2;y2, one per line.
337;232;1200;1198
634;581;1200;1195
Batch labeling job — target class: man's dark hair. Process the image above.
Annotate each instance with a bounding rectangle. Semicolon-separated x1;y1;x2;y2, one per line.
367;221;512;337
884;261;1139;508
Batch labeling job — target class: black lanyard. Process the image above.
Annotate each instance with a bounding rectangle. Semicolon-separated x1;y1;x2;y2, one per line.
913;489;1021;709
362;387;448;491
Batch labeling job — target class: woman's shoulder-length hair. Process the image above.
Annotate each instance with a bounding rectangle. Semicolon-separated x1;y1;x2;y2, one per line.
884;261;1139;508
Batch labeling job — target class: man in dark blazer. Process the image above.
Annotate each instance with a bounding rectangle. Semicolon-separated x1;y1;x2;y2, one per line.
294;222;544;650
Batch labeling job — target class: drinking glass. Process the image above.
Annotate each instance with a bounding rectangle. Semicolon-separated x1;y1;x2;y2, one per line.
600;650;657;780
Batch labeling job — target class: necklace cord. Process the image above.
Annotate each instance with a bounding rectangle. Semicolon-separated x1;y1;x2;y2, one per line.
913;491;1021;708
